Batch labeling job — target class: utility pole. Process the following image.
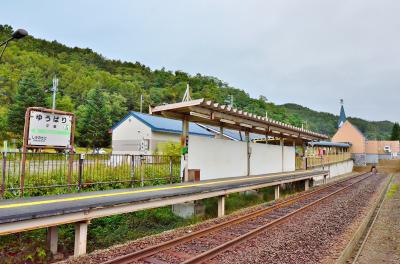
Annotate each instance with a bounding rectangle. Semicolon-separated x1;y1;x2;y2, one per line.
182;83;192;102
51;76;59;110
140;94;143;113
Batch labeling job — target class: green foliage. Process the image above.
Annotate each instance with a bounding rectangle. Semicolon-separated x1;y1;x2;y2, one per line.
390;122;400;141
0;207;198;263
0;24;305;145
6;69;46;137
0;107;8;140
76;88;112;147
155;142;181;156
283;103;395;139
0;24;394;143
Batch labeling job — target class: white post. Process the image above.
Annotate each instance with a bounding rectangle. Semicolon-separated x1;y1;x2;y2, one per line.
275;185;280;200
246;130;250;176
182;117;189;182
47;226;58;255
305;179;309;191
217;195;225;217
74;221;88;257
280;138;284;172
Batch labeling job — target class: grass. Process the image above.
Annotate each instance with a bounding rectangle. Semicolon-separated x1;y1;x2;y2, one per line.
0;207;200;264
1;155;181;199
0;180;309;263
387;183;398;199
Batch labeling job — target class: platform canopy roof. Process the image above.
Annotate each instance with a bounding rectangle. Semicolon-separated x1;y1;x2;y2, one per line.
308;141;351;148
150;99;328;142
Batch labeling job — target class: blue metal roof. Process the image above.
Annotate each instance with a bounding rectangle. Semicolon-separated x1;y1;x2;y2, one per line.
111;112;214;137
308;141;351;148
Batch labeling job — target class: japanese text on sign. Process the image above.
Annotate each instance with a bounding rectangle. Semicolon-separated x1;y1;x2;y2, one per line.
28;110;72;147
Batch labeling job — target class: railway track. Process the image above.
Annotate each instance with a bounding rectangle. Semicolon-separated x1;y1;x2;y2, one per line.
103;172;373;264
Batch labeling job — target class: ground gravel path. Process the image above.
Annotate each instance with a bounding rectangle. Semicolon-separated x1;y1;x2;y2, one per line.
209;174;386;264
355;173;400;264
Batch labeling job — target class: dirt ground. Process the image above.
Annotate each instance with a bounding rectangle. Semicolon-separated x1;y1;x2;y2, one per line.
355;172;400;263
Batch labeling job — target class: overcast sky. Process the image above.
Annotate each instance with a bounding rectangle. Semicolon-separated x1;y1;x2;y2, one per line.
1;0;399;122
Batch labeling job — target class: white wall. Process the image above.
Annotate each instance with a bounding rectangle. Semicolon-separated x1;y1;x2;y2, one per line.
112;116;152;155
188;136;248;180
250;143;283;175
188;137;296;180
283;146;296;172
312;160;354;183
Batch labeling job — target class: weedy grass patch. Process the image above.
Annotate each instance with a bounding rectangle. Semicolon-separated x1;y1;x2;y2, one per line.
387;183;398;199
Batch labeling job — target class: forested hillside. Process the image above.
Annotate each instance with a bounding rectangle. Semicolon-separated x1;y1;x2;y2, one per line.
0;25;393;147
283;103;394;139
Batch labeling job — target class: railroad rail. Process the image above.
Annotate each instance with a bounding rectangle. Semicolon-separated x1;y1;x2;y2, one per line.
349;174;393;264
103;172;373;264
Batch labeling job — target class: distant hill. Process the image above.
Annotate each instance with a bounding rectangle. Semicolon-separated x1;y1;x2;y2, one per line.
282;103;393;139
0;24;394;144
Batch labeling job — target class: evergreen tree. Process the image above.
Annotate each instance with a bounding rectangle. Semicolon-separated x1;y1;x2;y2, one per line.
7;69;46;137
391;122;400;140
76;88;112;148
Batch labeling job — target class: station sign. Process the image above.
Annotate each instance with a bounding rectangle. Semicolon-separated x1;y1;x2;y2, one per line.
24;107;75;149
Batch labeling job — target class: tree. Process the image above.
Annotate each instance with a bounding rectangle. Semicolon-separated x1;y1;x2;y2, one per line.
7;69;46;137
105;93;127;124
391;122;400;140
0;108;8;140
76;88;112;148
45;95;75;112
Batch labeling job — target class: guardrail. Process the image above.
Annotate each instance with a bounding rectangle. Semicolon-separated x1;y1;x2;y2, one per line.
0;152;181;198
305;153;352;169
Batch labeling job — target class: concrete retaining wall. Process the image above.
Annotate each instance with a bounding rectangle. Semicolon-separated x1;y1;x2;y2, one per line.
311;159;354;184
353;153;366;166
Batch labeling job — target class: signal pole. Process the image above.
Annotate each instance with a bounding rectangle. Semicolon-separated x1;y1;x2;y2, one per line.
51;76;59;110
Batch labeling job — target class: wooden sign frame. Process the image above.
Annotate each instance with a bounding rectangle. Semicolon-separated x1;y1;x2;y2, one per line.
22;107;76;151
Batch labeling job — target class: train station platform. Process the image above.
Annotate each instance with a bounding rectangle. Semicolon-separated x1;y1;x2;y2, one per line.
0;169;327;256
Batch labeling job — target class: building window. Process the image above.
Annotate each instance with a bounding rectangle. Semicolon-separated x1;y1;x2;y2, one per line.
384;145;391;153
140;139;150;151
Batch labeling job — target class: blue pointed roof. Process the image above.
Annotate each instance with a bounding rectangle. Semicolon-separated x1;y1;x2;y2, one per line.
111;112;214;137
338;103;346;128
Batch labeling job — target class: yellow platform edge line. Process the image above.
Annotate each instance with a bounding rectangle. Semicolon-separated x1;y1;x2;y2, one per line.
0;171;304;209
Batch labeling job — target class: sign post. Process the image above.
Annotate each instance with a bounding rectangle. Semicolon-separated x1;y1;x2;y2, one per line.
21;107;75;195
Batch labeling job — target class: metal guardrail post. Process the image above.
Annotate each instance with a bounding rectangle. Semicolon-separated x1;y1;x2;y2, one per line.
78;154;85;192
1;152;6;198
130;155;135;188
140;155;144;187
169;156;173;184
20;152;27;197
67;151;74;191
